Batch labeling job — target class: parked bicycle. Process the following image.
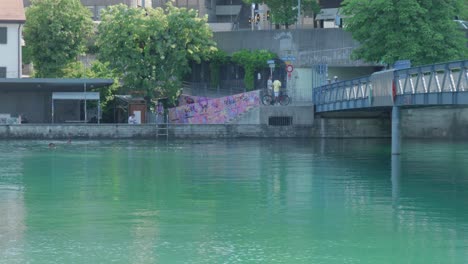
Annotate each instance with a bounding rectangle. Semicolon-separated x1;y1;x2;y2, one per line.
261;89;291;106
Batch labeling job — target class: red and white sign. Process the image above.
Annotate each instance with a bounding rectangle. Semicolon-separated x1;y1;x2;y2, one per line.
286;64;294;73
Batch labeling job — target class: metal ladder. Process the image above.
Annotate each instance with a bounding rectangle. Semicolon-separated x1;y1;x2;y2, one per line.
156;114;169;139
156;123;169;139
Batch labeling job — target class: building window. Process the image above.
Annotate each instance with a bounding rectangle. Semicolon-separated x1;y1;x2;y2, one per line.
0;27;7;44
0;67;6;78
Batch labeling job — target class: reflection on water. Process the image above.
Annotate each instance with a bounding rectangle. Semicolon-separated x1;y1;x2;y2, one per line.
0;139;467;263
391;155;400;208
0;143;25;264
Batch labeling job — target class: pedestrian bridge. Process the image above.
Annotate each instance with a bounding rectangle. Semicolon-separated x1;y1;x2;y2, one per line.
313;60;468;112
313;60;468;155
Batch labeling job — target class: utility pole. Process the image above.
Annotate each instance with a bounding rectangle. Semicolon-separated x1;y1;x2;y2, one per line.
251;3;255;31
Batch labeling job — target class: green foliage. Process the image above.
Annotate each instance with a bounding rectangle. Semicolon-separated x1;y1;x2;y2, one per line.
23;0;93;77
342;0;468;66
242;0;320;28
96;3;217;102
62;60;121;119
22;45;32;64
232;49;276;90
302;0;321;18
208;50;228;87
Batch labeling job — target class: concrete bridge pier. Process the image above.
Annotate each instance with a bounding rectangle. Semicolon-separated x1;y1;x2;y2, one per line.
391;106;401;155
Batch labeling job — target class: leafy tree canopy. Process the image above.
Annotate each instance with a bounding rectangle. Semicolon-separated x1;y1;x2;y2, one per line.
23;0;93;77
242;0;320;28
342;0;468;66
207;50;229;87
62;60;120;112
96;3;217;102
232;49;276;90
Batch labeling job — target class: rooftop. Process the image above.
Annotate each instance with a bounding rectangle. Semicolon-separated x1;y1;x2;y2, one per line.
0;78;114;92
0;0;26;23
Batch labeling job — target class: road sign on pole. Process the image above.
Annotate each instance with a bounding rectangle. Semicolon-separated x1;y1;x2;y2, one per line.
286;64;294;73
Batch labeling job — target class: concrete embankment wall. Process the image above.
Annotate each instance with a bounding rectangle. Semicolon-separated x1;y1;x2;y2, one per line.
2;106;468;139
0;118;389;139
401;106;468;138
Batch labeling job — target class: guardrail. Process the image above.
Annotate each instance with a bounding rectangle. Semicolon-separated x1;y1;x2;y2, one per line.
313;60;468;112
394;60;467;95
314;76;372;105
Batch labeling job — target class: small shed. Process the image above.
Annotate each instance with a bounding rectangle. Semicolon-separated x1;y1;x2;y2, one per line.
113;95;148;124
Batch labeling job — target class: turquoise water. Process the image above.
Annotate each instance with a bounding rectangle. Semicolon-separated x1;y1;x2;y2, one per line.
0;139;467;263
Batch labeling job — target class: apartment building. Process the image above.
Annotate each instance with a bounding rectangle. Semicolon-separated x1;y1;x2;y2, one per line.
22;0;243;23
0;0;25;78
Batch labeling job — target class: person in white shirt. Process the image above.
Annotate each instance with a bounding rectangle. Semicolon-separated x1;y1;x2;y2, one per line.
267;76;273;96
128;113;137;124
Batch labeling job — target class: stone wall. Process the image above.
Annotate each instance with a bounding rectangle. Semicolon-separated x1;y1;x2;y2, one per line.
401;106;468;138
213;29;378;67
3;106;468;139
0;118;389;139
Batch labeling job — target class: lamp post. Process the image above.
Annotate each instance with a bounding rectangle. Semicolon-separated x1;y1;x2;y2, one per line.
251;3;255;31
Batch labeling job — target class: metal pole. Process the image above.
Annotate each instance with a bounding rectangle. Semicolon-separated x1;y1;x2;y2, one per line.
98;98;101;124
251;3;255;31
84;82;87;123
297;0;301;29
51;98;54;123
391;106;400;155
142;0;145;8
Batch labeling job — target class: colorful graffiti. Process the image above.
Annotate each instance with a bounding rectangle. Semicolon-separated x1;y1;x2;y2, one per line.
178;94;211;106
169;90;260;124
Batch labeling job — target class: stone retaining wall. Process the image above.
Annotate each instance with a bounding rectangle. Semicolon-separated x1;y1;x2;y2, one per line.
0;118;389;139
3;106;468;139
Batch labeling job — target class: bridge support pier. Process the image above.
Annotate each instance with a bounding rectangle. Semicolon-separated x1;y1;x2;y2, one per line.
392;106;401;155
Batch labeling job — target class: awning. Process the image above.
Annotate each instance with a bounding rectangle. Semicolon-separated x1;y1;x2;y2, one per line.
316;8;339;20
52;92;100;100
0;78;113;92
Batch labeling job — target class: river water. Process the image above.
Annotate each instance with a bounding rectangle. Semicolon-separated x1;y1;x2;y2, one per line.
0;139;467;263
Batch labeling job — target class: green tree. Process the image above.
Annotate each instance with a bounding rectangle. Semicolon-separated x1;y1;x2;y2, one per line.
232;49;276;90
341;0;468;66
23;0;93;77
96;3;217;102
242;0;320;28
207;50;228;88
62;61;121;122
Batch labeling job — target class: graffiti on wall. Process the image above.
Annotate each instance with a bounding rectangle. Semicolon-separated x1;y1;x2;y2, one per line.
169;90;260;124
178;94;212;106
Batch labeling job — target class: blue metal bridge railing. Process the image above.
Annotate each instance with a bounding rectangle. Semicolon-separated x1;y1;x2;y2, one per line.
313;60;468;112
395;60;467;95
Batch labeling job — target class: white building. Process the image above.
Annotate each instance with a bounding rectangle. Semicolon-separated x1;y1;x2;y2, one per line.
0;0;25;78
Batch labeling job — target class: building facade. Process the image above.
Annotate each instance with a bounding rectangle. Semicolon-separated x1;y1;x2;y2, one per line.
0;0;25;78
23;0;246;28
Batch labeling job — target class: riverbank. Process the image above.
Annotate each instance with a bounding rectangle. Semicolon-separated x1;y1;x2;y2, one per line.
3;105;468;139
0;118;390;139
